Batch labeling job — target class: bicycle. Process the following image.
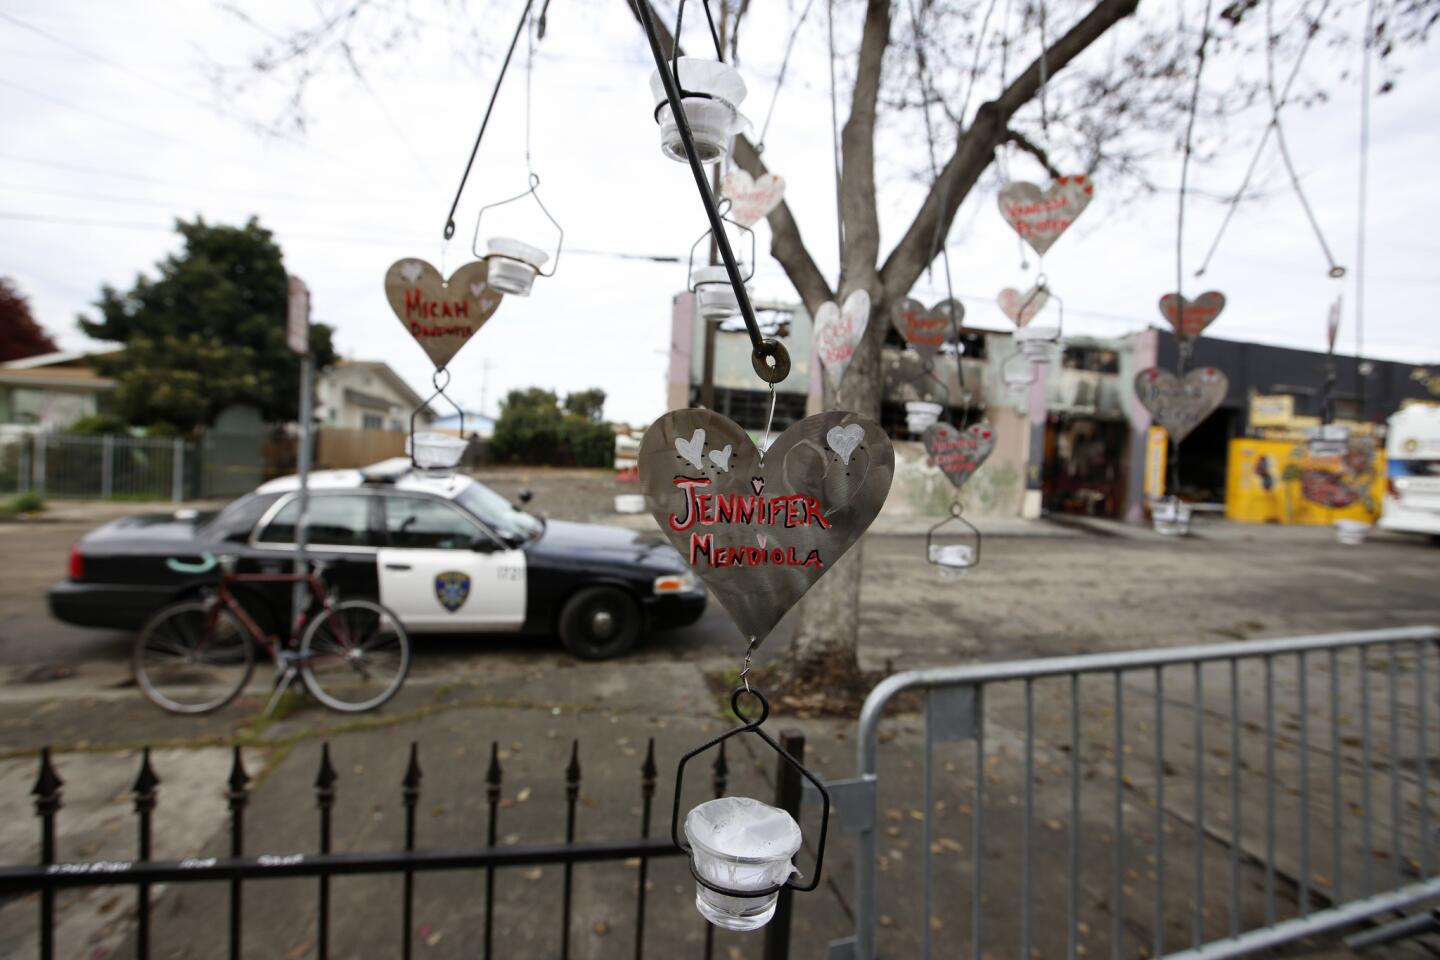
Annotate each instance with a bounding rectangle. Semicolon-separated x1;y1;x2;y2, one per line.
133;555;411;715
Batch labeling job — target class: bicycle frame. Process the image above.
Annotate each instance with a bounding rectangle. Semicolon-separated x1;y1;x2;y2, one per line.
206;570;334;663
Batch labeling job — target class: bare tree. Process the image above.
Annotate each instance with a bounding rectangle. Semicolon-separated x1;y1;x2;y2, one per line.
221;0;1435;692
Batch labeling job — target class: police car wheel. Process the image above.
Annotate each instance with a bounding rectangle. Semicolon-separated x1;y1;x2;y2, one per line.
558;586;640;661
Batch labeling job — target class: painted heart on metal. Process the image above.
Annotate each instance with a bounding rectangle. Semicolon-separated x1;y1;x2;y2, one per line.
640;408;894;644
813;289;871;388
384;259;503;369
997;286;1050;327
1158;292;1226;340
1133;367;1229;444
892;298;963;363
922;422;996;490
997;176;1094;256
721;169;786;228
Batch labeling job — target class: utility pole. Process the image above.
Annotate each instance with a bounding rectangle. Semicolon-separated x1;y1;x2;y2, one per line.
287;277;313;634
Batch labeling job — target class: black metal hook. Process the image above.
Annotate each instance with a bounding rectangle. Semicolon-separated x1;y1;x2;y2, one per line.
409;369;465;470
926;504;982;569
669;687;830;899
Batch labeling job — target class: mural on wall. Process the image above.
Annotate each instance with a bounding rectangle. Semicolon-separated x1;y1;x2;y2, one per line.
1227;437;1385;525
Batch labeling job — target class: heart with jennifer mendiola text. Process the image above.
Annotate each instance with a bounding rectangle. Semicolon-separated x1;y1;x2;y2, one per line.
639;408;894;645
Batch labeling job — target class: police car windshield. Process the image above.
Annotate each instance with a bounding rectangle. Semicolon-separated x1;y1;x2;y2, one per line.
457;482;544;542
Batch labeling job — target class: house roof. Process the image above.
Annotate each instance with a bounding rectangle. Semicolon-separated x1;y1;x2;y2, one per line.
1;345;123;371
0;366;115;390
330;359;431;415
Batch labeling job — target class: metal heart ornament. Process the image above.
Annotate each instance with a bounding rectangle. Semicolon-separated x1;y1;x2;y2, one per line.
813;289;871;388
384;259;503;369
1133;367;1228;443
997;286;1050;327
892;298;963;363
640;408;894;644
721;170;786;228
997;175;1094;256
923;422;996;490
1159;292;1225;340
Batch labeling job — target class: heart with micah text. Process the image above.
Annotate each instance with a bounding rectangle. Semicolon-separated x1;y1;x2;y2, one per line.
640;408;894;644
1133;367;1228;444
813;289;871;388
892;298;963;363
384;258;503;370
997;286;1050;327
721;170;786;228
922;422;996;490
997;176;1095;256
1158;292;1226;340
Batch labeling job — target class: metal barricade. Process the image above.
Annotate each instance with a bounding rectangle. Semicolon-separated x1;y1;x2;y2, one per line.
825;626;1440;960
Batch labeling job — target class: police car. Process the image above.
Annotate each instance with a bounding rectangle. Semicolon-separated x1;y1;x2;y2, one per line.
49;459;706;660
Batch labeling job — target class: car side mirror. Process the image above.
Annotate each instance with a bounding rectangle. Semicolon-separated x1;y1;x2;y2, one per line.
517;488;533;505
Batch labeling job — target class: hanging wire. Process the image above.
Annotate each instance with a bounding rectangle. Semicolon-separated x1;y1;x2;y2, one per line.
1192;0;1332;276
1354;0;1375;411
754;0;819;152
442;0;536;240
904;0;967;397
827;0;845;281
1264;0;1345;276
956;0;1001;128
1175;0;1216;373
1036;0;1050;136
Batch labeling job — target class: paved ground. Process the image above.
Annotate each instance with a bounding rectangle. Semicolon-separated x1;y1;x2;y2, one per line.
1;480;1438;958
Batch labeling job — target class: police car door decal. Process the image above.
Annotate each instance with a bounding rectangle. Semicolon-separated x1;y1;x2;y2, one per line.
376;497;526;631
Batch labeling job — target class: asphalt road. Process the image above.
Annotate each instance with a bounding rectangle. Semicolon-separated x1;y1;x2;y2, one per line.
4;502;1439;690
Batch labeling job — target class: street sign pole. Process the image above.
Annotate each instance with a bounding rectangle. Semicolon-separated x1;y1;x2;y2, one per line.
288;277;313;637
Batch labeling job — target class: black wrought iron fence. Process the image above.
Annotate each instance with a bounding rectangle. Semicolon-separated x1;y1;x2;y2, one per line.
0;733;807;960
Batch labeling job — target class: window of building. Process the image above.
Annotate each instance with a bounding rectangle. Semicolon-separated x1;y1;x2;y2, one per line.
690;388;808;433
259;495;374;547
1062;346;1120;373
383;496;482;550
362;413;384;430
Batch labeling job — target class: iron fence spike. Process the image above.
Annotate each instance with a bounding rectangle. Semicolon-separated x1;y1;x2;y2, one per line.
132;747;160;802
32;746;62;803
315;743;337;799
403;742;423;798
566;740;581;785
641;738;657;788
486;741;503;788
227;746;250;799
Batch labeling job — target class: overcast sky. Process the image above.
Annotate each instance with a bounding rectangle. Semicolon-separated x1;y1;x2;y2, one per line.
2;0;1437;427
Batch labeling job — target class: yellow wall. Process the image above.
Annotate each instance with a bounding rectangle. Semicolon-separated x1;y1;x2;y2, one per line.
1227;438;1387;525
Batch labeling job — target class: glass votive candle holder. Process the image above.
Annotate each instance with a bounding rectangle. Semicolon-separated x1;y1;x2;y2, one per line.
683;796;801;932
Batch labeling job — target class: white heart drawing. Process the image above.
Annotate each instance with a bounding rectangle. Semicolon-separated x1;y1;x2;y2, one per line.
826;423;865;466
469;282;487;298
722;170;786;227
756;533;769;550
814;289;871;388
399;261;424;284
750;477;765;495
997;176;1095;256
675;429;706;471
709;444;733;472
997;286;1050;327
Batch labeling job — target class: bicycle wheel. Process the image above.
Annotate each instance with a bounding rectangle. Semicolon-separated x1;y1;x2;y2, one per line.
299;599;410;712
134;600;256;714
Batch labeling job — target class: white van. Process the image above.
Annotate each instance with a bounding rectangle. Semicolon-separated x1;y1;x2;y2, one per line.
1379;404;1440;537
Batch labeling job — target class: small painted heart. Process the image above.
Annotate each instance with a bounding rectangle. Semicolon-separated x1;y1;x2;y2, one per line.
997;287;1050;327
1158;292;1225;340
640;409;894;644
922;422;996;490
814;290;871;387
721;170;786;228
384;259;503;370
891;298;963;362
997;176;1094;256
1133;367;1228;443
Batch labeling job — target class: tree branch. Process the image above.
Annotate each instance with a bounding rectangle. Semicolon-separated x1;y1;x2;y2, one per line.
624;0;831;311
880;0;1141;297
838;0;892;288
1004;128;1063;179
